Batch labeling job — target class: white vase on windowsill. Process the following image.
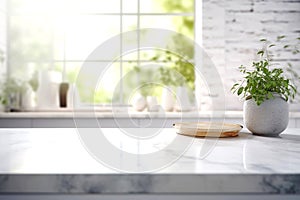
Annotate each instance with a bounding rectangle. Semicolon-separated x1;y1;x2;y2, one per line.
36;70;61;110
161;86;174;112
131;93;147;112
147;96;159;112
175;86;192;112
21;83;36;111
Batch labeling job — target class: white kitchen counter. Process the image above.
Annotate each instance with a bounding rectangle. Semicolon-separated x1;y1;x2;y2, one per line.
0;110;244;118
0;110;299;118
0;111;300;128
0;128;300;195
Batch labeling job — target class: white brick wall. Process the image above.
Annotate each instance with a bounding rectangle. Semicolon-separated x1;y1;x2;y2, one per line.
201;0;300;111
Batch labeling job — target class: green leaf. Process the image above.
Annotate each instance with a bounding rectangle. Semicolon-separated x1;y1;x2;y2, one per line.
283;45;289;49
232;83;239;87
293;49;300;54
269;44;275;48
263;60;269;68
134;66;141;73
256;100;262;106
257;50;264;56
260;39;267;42
283;94;288;101
231;83;239;91
267;92;273;99
291;85;297;93
237;87;244;96
277;35;285;40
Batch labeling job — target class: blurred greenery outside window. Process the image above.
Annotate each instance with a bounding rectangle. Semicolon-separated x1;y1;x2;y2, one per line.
7;0;195;105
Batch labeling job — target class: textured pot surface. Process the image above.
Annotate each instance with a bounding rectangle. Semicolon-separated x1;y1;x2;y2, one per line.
243;97;289;136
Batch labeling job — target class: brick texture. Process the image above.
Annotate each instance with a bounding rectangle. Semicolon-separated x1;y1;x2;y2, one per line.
201;0;300;111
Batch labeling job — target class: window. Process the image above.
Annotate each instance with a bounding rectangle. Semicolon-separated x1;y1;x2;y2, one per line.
7;0;195;106
3;0;300;112
0;0;6;76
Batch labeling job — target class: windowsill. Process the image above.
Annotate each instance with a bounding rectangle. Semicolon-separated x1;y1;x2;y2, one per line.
0;110;300;119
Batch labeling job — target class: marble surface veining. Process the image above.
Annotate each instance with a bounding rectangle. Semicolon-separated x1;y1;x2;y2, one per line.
0;128;300;194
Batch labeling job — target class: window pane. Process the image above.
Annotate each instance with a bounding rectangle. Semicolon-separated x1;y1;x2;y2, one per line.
0;0;6;12
122;62;160;103
122;62;137;103
64;0;120;14
122;16;138;61
95;62;120;104
122;0;137;13
10;0;61;15
52;18;65;61
9;15;53;66
52;61;120;104
59;62;81;83
139;49;174;61
139;29;194;60
64;16;119;61
140;16;194;38
139;48;195;92
122;61;195;106
140;0;194;13
0;12;6;46
140;16;194;60
10;0;120;15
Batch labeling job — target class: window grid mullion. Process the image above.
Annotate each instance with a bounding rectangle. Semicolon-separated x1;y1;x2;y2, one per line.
119;0;123;104
6;0;10;77
137;0;140;86
62;17;66;81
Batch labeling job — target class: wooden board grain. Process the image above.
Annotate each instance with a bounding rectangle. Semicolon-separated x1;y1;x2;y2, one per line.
173;122;243;138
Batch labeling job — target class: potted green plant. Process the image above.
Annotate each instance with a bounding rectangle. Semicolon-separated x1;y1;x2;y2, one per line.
231;36;299;136
0;77;25;112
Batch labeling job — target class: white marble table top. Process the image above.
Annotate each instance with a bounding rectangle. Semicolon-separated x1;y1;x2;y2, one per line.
0;111;300;119
0;128;300;194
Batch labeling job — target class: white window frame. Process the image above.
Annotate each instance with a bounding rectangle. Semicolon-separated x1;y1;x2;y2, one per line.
5;0;196;105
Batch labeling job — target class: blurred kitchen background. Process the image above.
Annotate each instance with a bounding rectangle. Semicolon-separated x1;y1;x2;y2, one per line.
0;0;299;127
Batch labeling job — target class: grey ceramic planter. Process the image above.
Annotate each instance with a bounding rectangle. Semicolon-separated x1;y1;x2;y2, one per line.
243;96;289;136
